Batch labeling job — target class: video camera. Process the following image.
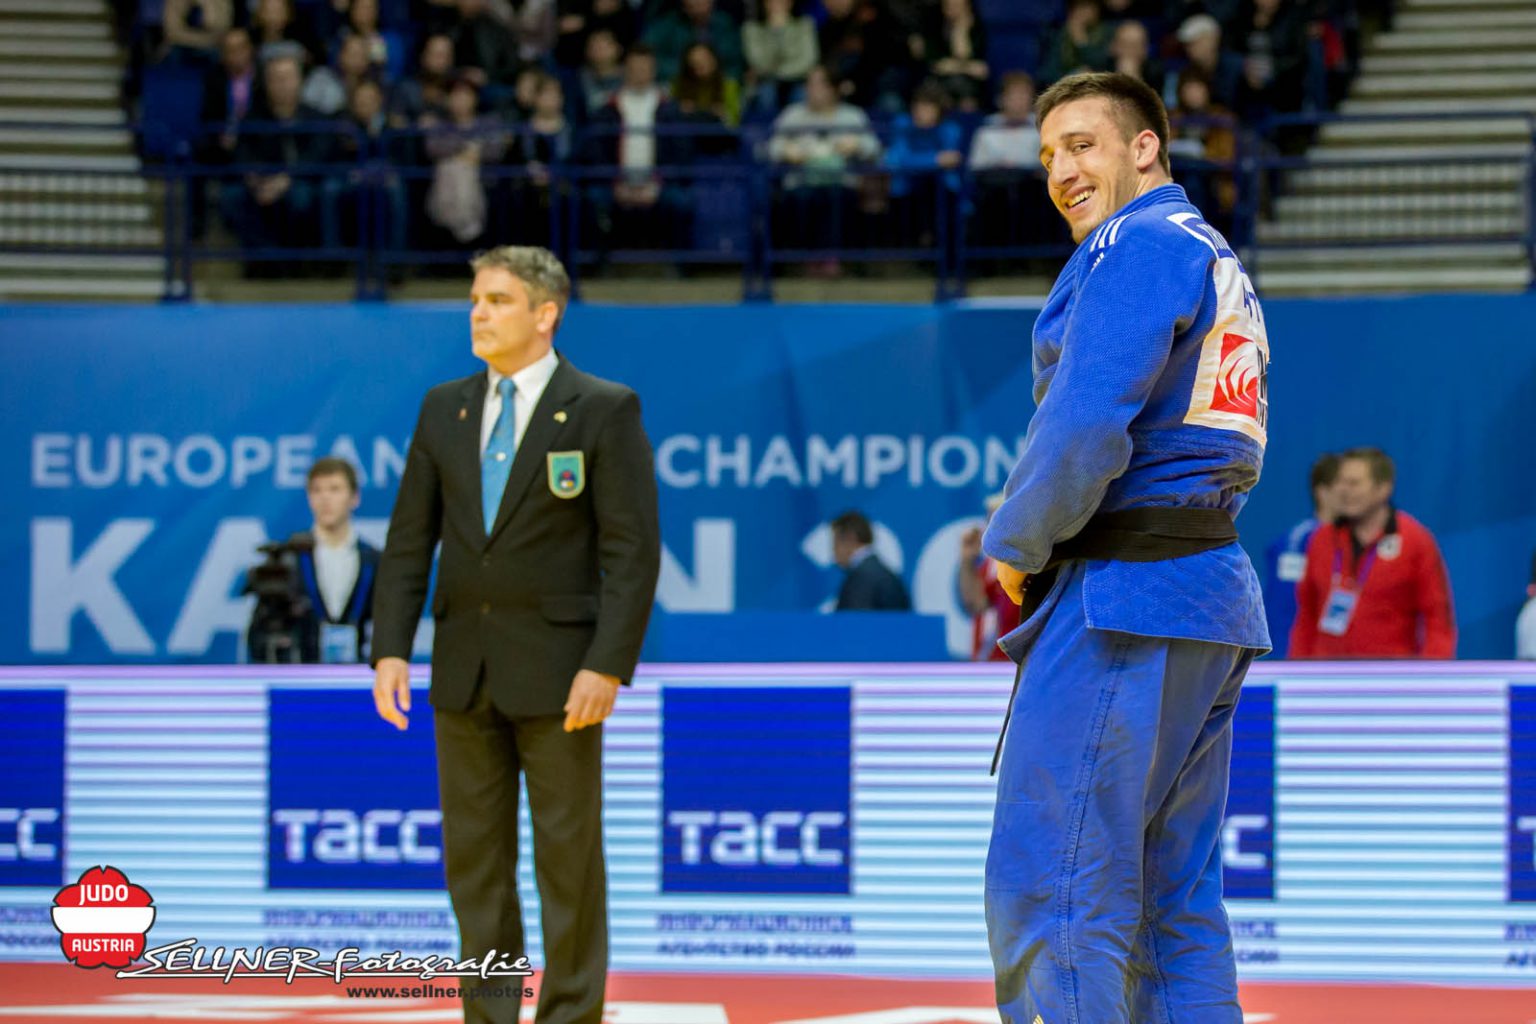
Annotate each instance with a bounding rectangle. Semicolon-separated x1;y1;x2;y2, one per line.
244;534;315;664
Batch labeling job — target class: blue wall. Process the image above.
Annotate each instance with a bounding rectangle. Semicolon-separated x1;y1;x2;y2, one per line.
3;293;1532;662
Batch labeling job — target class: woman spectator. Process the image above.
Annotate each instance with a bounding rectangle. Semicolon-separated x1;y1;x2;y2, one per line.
1038;0;1110;85
882;81;964;246
509;0;559;64
818;0;911;114
423;75;511;243
1233;0;1309;118
159;0;233;66
578;28;626;118
1168;69;1236;226
250;0;322;66
520;73;576;168
921;0;988;111
323;79;410;252
1106;18;1164;95
389;33;455;127
673;42;741;128
341;0;407;83
741;0;818;117
512;73;574;243
768;64;881;272
554;0;639;67
302;33;375;116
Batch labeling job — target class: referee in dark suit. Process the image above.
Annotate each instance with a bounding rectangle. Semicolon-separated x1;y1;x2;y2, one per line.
371;246;661;1024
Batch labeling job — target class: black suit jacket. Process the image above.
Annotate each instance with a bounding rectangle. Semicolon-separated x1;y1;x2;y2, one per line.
372;355;662;717
836;555;912;611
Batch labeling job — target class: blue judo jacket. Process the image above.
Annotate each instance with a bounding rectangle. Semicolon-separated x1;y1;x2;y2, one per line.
982;184;1272;657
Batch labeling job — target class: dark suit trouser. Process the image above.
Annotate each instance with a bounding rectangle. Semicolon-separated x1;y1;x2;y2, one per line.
434;680;608;1024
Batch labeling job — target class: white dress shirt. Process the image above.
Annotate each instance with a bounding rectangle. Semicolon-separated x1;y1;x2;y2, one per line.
1518;596;1536;660
481;348;560;457
312;526;360;620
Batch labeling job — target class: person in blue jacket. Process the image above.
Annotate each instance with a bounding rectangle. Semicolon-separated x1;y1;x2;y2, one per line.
980;71;1272;1024
1262;452;1340;658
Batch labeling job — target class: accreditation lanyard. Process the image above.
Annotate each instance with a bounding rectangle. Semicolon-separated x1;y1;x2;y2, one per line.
1319;537;1379;637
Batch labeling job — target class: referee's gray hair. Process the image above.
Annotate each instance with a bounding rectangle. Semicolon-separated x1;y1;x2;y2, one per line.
470;245;571;329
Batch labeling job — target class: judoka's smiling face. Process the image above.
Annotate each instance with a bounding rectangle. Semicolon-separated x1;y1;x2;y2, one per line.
1040;96;1163;243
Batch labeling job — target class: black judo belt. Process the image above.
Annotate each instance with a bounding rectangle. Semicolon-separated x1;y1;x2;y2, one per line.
989;507;1239;776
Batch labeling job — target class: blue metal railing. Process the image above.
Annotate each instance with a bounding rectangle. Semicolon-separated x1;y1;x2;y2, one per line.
1;112;1531;301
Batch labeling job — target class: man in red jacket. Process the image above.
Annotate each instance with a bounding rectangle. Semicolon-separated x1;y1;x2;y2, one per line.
1290;447;1456;658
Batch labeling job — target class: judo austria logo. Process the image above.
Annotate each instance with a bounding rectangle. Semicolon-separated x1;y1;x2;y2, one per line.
52;866;156;969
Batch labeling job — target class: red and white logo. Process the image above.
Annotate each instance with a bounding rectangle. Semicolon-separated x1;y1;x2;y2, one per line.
1185;312;1270;444
1211;332;1265;420
52;866;156;969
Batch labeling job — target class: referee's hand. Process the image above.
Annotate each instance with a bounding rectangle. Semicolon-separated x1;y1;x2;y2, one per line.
373;656;412;731
996;563;1030;606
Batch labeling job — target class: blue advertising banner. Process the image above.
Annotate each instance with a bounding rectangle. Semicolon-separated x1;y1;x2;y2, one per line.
661;684;852;895
4;293;1535;662
0;690;66;888
1510;684;1536;903
267;688;443;890
1224;682;1276;901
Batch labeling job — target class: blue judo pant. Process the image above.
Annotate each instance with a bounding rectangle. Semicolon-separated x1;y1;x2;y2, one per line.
986;563;1256;1024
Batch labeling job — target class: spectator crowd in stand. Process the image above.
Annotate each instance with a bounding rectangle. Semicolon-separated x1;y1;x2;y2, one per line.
139;0;1370;262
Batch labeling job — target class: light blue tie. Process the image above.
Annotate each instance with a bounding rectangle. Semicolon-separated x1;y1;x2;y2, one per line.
481;378;516;533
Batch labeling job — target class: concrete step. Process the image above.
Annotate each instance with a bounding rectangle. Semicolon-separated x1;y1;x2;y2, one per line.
1318;117;1529;146
0;106;124;125
1362;52;1536;74
0;80;118;102
1402;0;1536;8
1373;28;1536;52
1253;264;1531;295
0;223;161;245
0;151;137;171
1395;8;1536;29
1338;95;1536;115
0;18;111;39
0;172;149;198
0;37;118;60
0;275;165;300
1285;162;1526;194
1353;72;1536;98
0;252;162;274
0;61;121;81
0;126;131;149
0;199;153;223
1304;141;1532;162
1274;191;1524;220
1257;214;1526;243
0;0;106;14
1252;242;1529;270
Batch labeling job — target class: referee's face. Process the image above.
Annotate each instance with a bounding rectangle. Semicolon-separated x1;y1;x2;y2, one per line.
470;267;556;375
1040;96;1145;244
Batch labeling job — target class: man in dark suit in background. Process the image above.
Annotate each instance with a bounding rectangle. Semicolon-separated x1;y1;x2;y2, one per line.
831;510;911;611
371;245;661;1024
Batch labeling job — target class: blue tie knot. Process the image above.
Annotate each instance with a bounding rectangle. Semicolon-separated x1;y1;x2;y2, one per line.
498;378;516;403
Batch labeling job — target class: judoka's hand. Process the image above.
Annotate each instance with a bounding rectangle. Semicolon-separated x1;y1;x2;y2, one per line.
564;669;620;732
996;563;1030;606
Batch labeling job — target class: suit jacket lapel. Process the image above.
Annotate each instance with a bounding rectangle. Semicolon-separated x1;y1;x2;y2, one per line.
458;373;489;540
487;358;582;544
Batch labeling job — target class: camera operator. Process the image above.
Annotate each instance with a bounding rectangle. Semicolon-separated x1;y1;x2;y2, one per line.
246;456;379;663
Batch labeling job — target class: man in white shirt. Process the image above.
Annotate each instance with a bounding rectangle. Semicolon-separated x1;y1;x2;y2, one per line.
967;72;1040;172
291;457;379;663
965;71;1061;252
584;44;691;252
